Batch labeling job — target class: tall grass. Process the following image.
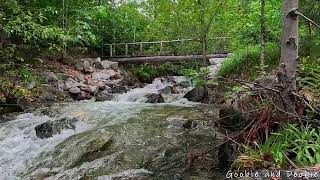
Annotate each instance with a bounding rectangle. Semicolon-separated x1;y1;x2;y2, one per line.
217;43;280;80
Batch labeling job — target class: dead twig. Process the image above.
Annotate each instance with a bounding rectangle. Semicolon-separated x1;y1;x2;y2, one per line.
283;152;299;169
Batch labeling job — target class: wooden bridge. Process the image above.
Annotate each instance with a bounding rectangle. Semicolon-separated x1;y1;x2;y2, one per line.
101;38;230;64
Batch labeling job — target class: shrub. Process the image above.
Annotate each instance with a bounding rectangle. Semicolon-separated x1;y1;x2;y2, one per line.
259;124;320;167
217;43;280;80
131;62;201;83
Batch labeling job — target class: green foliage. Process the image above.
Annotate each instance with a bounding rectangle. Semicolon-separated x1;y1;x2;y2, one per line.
131;62;200;83
231;0;281;48
0;45;16;63
217;43;280;79
0;78;29;98
298;58;320;95
259;124;320;167
181;68;209;87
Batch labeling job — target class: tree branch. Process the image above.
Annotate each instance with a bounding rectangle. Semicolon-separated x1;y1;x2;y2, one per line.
295;11;320;30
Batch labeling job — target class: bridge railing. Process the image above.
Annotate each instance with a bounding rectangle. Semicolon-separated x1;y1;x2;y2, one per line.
102;37;230;58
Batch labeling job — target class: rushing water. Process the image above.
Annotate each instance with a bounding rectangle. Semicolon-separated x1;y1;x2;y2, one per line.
0;76;226;180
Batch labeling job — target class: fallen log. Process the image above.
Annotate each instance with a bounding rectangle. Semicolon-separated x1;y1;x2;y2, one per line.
107;54;231;64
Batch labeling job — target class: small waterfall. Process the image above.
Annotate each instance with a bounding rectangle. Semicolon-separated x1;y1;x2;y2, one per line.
115;76;193;103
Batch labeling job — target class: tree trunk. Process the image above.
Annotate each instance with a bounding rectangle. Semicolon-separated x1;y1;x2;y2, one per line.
260;0;266;73
198;0;207;65
280;0;299;79
278;0;299;120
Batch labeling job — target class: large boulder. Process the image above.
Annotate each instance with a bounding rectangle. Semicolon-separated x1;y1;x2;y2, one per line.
33;131;113;169
35;117;79;139
145;93;165;103
183;86;208;102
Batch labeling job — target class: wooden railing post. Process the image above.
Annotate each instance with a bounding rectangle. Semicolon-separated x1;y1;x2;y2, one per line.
125;43;128;57
109;44;113;57
160;41;164;56
101;43;104;57
139;43;143;56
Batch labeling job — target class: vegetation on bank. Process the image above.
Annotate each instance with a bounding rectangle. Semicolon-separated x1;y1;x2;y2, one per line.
218;43;280;80
0;0;320;175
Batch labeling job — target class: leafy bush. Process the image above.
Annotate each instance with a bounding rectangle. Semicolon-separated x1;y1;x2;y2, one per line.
259;124;320;167
181;68;209;87
217;43;280;79
131;62;201;83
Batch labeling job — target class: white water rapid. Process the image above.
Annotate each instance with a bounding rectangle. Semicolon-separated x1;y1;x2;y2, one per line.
0;76;225;179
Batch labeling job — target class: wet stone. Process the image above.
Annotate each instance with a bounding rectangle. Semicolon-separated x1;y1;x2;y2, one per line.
35;117;79;139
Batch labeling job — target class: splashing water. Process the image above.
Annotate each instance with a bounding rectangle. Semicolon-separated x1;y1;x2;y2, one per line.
0;76;225;179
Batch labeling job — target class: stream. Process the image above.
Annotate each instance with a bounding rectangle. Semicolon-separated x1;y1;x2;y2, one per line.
0;76;227;180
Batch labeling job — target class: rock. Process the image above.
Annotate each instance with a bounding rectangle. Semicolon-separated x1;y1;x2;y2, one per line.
75;62;84;71
33;130;113;170
145;93;165;103
218;107;247;130
25;81;37;90
40;84;68;105
76;74;85;82
95;91;114;101
63;81;72;91
74;91;92;101
97;81;106;91
159;86;179;94
75;60;94;73
182;119;195;129
40;92;56;105
92;71;110;81
110;84;129;94
35;117;79;139
83;60;94;73
98;169;153;180
171;85;179;94
56;73;70;81
105;69;118;78
102;60;118;70
183;86;208;102
17;97;32;111
178;81;192;88
94;57;102;64
94;59;118;71
43;72;58;83
82;85;98;94
69;87;81;94
159;86;172;94
218;141;238;168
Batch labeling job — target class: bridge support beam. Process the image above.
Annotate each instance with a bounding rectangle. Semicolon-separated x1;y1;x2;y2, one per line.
108;54;230;64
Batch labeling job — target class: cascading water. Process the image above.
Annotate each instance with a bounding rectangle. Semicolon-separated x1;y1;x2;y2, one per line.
0;76;226;179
